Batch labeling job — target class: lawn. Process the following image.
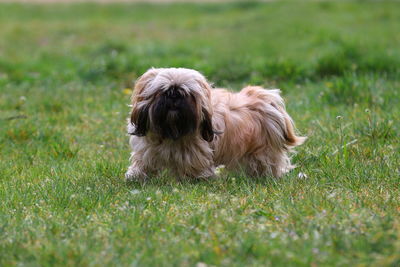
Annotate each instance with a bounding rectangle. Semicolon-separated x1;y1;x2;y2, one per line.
0;1;399;266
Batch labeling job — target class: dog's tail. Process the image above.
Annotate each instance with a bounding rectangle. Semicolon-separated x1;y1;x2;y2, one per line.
282;112;306;147
241;86;306;148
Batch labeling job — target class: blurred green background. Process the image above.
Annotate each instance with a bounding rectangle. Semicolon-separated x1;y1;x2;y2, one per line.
0;1;399;266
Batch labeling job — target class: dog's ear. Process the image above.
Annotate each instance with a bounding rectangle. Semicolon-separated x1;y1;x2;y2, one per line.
195;75;216;142
130;105;149;136
200;108;215;142
129;68;160;136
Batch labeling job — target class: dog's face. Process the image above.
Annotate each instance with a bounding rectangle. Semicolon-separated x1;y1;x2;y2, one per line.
130;68;215;141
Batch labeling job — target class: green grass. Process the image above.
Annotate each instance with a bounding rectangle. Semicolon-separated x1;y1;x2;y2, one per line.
0;1;399;266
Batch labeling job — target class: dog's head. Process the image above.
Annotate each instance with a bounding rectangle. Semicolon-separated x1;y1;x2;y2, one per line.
129;68;216;141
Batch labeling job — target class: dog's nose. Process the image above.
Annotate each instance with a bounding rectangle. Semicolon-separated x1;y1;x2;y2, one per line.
170;93;179;100
167;90;182;100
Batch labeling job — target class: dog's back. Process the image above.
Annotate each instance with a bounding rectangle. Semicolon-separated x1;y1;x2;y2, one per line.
211;86;305;177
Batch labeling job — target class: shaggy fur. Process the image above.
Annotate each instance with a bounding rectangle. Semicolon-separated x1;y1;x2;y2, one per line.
125;67;305;180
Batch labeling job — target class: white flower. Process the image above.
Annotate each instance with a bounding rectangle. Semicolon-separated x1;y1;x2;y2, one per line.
298;172;308;179
130;189;140;195
327;192;336;199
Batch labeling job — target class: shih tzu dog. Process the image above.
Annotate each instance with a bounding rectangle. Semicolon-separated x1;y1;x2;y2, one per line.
125;67;305;181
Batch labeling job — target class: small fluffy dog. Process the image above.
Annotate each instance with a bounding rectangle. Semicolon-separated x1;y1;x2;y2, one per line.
125;68;305;181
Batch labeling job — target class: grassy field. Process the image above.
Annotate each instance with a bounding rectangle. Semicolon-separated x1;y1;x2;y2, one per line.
0;1;399;266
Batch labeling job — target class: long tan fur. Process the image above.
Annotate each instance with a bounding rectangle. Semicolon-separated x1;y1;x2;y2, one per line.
126;68;305;180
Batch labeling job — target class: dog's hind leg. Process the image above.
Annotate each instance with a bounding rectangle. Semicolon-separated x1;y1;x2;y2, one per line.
241;150;293;178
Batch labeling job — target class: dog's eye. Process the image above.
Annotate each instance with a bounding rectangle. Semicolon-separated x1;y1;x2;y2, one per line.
166;89;183;99
171;93;180;99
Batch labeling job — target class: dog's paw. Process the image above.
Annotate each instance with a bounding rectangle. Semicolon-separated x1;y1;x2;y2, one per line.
196;167;220;180
215;165;226;177
124;167;147;182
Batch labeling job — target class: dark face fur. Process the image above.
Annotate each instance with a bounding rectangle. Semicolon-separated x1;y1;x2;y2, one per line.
151;86;198;140
131;85;216;142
